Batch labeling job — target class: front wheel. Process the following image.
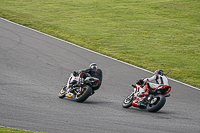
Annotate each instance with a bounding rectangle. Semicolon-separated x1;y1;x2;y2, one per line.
122;94;133;108
147;95;166;112
58;87;66;99
75;85;92;102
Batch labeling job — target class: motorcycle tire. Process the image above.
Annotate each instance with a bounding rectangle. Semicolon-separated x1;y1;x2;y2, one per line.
58;87;66;99
122;95;133;108
75;85;92;102
147;95;166;112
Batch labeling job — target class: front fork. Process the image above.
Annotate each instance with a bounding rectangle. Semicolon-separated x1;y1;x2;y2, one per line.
130;92;135;96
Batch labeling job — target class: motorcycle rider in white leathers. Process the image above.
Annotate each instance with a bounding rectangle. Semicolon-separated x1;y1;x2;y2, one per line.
136;70;169;107
143;69;169;89
137;70;169;95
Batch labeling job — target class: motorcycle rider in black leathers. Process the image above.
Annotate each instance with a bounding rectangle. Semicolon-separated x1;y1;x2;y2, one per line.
68;63;102;95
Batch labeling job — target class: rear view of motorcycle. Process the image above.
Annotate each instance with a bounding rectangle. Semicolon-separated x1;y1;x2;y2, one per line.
122;80;171;112
58;72;100;102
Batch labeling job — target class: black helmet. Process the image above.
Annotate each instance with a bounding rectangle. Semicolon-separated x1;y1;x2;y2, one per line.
153;70;163;76
89;63;97;70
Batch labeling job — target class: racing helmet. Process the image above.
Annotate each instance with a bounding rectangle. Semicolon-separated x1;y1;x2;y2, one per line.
153;70;163;76
89;63;98;70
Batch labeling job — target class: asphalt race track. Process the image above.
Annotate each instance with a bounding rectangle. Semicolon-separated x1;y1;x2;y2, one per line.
0;18;200;133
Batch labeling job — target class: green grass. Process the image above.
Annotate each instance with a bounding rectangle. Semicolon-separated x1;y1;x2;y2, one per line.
0;0;200;88
0;126;44;133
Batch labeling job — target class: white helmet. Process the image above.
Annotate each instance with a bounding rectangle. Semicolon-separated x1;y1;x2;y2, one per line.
89;63;98;70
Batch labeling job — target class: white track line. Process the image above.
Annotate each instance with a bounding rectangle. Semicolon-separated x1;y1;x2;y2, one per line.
1;17;199;91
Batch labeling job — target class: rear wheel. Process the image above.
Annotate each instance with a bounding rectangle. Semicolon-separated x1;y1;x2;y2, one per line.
75;85;92;102
147;95;166;112
122;95;133;108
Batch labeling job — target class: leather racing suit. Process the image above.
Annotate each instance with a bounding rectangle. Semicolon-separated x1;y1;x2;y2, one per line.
79;68;102;90
138;74;169;97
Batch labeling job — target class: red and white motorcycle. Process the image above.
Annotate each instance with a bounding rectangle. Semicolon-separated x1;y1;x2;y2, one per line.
122;80;171;112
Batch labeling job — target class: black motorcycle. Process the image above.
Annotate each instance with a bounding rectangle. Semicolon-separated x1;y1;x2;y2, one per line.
58;72;100;102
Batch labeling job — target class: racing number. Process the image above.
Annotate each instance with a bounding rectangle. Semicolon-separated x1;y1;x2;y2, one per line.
67;93;73;98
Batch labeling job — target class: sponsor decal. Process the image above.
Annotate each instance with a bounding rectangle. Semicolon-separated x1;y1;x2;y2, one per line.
66;93;74;98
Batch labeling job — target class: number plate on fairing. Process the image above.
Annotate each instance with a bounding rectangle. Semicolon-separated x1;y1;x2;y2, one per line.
66;92;74;98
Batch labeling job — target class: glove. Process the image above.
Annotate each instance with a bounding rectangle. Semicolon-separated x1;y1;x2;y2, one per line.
139;79;144;85
73;71;78;76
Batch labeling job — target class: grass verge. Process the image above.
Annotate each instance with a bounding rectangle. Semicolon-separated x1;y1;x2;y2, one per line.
0;126;45;133
0;0;199;87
